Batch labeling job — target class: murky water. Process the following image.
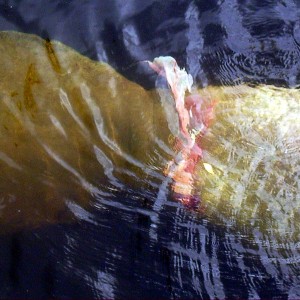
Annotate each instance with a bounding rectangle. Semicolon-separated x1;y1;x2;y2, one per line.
0;1;300;299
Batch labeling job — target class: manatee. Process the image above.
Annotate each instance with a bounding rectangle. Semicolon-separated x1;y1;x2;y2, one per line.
196;84;300;234
0;31;299;237
0;31;171;232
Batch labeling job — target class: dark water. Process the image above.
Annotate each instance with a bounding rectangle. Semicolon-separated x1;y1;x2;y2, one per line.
0;1;300;299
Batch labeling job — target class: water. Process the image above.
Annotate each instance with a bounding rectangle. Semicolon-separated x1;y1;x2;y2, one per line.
0;1;300;299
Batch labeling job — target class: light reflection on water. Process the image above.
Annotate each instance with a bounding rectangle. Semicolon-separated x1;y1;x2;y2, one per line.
0;29;299;298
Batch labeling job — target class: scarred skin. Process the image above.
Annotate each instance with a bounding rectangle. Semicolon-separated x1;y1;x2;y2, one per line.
148;57;216;207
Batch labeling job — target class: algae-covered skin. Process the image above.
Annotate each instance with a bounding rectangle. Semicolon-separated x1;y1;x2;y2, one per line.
0;31;171;231
0;31;299;236
197;85;300;234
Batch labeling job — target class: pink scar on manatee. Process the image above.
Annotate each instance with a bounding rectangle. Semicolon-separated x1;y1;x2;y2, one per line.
147;57;216;209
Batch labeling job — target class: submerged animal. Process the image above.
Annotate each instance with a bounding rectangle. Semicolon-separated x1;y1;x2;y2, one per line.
0;31;172;231
199;84;300;233
0;31;299;236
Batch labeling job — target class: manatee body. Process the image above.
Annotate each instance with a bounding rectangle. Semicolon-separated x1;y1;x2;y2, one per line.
197;84;300;233
0;31;171;231
0;31;299;235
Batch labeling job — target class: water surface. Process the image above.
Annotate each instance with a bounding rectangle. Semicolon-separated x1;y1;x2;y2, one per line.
0;2;300;299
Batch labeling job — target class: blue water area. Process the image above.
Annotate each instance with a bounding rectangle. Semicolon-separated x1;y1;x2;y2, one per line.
1;0;300;89
0;201;291;299
0;1;300;299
